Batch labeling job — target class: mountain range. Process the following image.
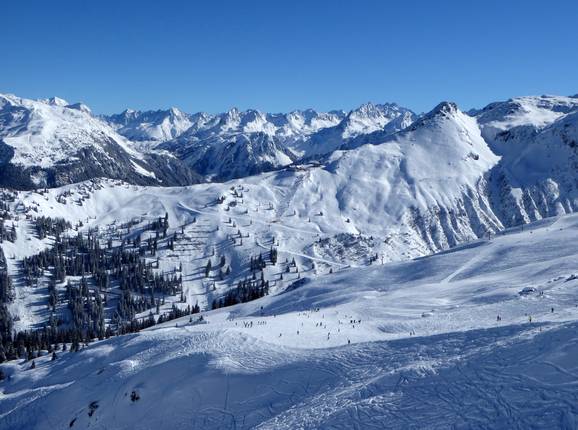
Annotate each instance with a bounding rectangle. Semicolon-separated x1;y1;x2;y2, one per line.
2;91;578;249
2;90;578;428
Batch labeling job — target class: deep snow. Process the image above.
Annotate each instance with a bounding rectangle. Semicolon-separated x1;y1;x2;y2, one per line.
2;92;578;429
2;211;578;429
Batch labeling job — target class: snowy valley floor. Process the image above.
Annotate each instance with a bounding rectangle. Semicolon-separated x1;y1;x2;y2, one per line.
2;213;578;429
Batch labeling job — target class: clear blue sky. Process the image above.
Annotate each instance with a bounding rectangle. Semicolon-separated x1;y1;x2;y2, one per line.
1;0;577;114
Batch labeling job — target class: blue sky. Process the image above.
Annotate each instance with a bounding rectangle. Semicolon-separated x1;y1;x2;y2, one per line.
1;0;577;114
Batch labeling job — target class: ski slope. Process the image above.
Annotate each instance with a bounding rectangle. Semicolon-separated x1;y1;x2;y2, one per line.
2;211;578;429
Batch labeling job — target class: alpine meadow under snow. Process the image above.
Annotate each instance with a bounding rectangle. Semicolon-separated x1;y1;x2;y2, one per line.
1;91;578;428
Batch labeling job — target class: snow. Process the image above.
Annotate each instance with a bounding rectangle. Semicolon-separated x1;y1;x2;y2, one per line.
290;102;416;158
0;94;144;168
3;210;578;428
475;94;578;144
157;102;413;179
104;107;197;144
2;95;578;333
3;92;578;427
38;97;69;107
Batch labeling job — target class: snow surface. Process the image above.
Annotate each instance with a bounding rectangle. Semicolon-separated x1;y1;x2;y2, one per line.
3;92;578;428
289;103;416;158
3;94;578;331
104;107;196;145
474;95;578;145
0;94;143;168
3;211;578;428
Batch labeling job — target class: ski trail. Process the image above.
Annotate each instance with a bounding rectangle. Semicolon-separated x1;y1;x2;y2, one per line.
276;249;350;268
254;239;350;268
177;202;321;236
441;241;495;284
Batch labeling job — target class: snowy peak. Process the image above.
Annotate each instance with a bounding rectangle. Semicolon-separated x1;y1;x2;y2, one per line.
293;102;416;158
0;94;200;188
159;106;350;179
0;93;130;168
429;101;459;117
475;95;578;124
473;95;578;144
65;102;92;114
9;91;578;190
40;96;69;107
403;102;492;157
168;106;185;117
219;107;242;130
271;109;345;139
321;99;499;217
108;101;378;179
104;107;196;143
340;102;412;138
466;95;578;163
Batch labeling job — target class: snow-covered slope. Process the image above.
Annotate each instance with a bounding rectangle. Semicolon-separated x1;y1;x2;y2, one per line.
3;210;578;429
160;108;301;180
175;132;295;181
4;92;578;428
473;95;578;146
291;102;416;158
159;103;415;179
103;107;199;144
469;95;578;226
0;94;200;188
158;108;343;180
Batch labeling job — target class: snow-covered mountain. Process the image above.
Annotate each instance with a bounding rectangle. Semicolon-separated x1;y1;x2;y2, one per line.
158;108;346;180
306;96;578;252
103;107;199;143
473;94;578;144
0;94;418;186
197;100;498;260
291;102;417;158
468;95;578;227
0;94;200;189
166;131;295;181
4;203;578;429
5;91;578;251
3;91;578;428
157;103;415;179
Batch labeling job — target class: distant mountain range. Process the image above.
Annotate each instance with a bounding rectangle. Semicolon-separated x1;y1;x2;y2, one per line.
3;91;578;430
1;92;578;194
